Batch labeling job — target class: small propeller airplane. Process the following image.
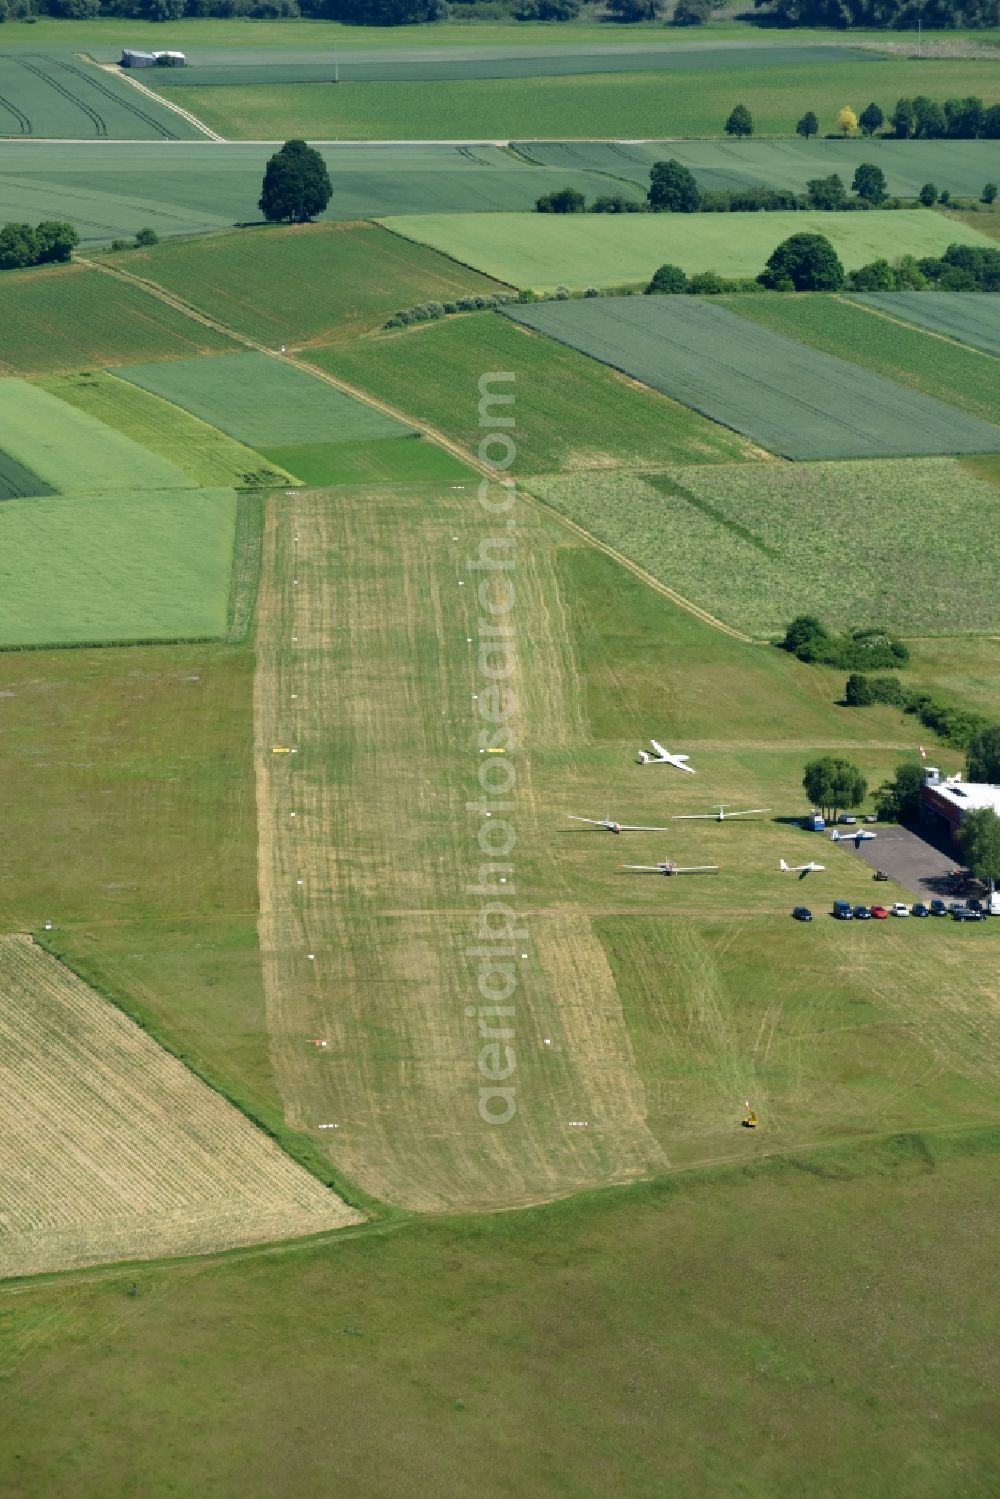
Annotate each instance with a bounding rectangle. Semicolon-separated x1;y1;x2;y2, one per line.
623;859;719;877
673;804;771;822
568;816;671;835
831;828;878;846
779;858;825;878
636;740;696;773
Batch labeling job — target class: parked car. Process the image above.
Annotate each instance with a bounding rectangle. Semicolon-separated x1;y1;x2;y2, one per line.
853;905;872;920
792;906;813;922
968;897;983;914
953;906;983;922
949;901;966;914
930;898;948;916
911;903;930;918
862;814;877;824
832;899;854;920
892;902;910;917
873;869;889;882
871;904;889;919
839;814;857;825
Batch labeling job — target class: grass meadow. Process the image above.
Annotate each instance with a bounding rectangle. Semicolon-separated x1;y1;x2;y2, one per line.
260;435;475;486
312;314;759;474
723;293;1000;425
38;372;299;489
383;211;995;291
112;221;506;347
849;290;1000;359
2;1133;999;1497
506;298;1000;460
0;264;236;375
160;57;999;141
115;350;413;447
0;489;236;647
530;460;1000;637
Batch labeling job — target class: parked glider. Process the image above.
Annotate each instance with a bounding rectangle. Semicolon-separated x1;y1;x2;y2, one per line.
831;828;878;846
673;804;770;822
623;860;719;876
779;858;825;877
568;816;671;835
637;740;696;773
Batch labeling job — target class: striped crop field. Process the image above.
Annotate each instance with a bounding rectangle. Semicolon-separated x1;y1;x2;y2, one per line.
528;459;1000;637
0;53;203;140
38;373;299;490
383;212;995;292
0;936;360;1279
0;488;236;647
504;298;1000;460
0;378;194;492
115;349;412;451
848;291;1000;359
517;140;1000;205
0;264;237;373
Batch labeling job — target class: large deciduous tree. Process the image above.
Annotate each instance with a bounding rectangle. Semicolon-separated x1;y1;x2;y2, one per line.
966;724;1000;783
647;159;701;213
259;140;332;225
852;162;888;205
759;233;845;291
806;173;846;210
796;110;819;139
803;756;868;823
725;104;753;139
858;101;884;136
957;808;1000;887
873;762;924;824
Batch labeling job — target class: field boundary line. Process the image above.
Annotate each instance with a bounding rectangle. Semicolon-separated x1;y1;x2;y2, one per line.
76;254;757;644
835;293;1000;360
101;63;224;142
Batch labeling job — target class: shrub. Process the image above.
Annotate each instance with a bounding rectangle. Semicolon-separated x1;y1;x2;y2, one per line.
535;188;586;214
686;269;726;295
645;262;687;294
984;182;998;204
919;182;938;206
134;226;159;247
583;286;601;297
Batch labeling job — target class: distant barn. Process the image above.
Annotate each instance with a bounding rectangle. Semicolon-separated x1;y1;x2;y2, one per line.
120;50;186;69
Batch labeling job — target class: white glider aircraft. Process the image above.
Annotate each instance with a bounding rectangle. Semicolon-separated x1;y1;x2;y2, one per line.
831;828;878;846
673;804;770;822
779;858;825;877
637;740;696;773
568;816;671;835
623;860;719;877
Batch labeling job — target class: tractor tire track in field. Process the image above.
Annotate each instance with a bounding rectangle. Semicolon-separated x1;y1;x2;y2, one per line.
52;59;179;141
80;253;755;642
0;92;31;136
15;56;106;139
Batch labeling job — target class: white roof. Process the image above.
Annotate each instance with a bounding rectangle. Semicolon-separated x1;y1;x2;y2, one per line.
927;780;1000;815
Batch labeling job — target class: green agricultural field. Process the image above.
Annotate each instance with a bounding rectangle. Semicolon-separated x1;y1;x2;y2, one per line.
0;450;54;501
0;487;236;647
3;1136;1000;1498
720;293;1000;426
0;264;237;375
529;460;1000;637
505;298;1000;460
0;140;644;242
158;57;998;142
314;313;758;475
115;350;412;448
37;372;298;489
849;290;1000;358
383;210;995;291
260;435;475;486
518;139;1000;204
0;378;193;492
0;53;204;140
110;221;507;346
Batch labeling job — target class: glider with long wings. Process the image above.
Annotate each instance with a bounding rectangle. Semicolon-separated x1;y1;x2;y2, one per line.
568;816;671;835
623;860;719;876
673;804;770;822
636;740;696;773
831;828;878;845
779;858;825;877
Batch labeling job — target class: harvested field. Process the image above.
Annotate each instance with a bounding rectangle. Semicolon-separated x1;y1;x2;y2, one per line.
0;488;236;647
849;290;1000;359
0;378;193;492
384;211;994;291
38;373;298;489
504;298;1000;459
530;460;1000;637
0;935;360;1279
115;349;413;448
